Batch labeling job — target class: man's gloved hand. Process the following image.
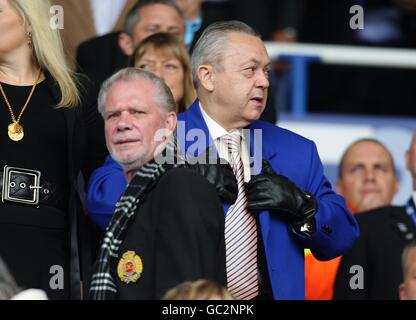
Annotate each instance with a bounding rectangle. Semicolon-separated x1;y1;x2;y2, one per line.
246;160;317;234
190;160;238;204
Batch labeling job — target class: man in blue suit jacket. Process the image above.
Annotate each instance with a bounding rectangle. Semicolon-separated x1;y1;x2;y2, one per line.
87;20;359;299
175;20;359;299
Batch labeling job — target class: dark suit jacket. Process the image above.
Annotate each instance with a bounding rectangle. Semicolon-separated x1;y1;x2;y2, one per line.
334;205;416;300
115;167;226;299
76;32;129;95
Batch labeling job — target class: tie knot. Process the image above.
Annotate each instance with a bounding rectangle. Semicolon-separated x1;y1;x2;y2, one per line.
223;132;241;153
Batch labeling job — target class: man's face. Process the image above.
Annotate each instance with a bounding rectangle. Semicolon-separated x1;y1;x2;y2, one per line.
132;4;185;46
400;248;416;300
203;32;271;130
104;79;175;173
336;141;398;213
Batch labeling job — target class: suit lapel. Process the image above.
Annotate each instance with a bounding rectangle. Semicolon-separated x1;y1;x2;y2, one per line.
179;102;278;238
178;99;215;157
247;122;279;244
247;121;277;175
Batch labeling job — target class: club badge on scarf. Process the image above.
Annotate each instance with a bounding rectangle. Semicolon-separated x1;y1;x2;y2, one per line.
117;251;143;284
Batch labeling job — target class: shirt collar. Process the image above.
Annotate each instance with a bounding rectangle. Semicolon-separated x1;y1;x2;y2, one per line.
199;102;245;141
187;16;202;31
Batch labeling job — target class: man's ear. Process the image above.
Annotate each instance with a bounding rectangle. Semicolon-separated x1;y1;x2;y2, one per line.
197;64;215;92
166;112;177;132
118;32;134;56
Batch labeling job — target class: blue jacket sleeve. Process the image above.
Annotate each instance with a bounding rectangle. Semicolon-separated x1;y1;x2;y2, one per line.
87;155;127;230
298;141;360;260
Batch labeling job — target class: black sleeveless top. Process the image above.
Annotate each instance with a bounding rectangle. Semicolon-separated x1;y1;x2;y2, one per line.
0;80;70;299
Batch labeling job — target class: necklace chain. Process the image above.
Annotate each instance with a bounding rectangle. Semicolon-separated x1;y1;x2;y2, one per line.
0;69;42;124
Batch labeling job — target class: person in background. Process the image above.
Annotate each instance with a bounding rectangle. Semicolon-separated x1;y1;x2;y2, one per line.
0;0;107;299
336;139;399;213
52;0;136;63
305;138;399;300
163;279;235;300
76;0;185;94
175;0;235;52
130;32;196;113
334;133;416;300
399;240;416;300
175;0;203;48
87;32;196;231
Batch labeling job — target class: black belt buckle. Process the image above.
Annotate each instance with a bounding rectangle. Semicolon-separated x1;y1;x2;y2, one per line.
1;166;41;205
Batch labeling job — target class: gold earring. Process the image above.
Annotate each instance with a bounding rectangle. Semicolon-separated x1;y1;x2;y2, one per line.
27;31;32;49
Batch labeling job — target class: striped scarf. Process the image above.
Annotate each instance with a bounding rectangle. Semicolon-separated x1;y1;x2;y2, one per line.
89;136;186;300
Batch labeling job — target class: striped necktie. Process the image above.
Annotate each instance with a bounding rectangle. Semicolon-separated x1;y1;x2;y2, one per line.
222;132;258;300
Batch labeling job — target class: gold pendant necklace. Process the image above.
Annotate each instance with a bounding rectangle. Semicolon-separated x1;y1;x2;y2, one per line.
7;122;24;141
0;69;41;142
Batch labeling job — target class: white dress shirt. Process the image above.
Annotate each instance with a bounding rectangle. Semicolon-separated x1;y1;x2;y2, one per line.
199;103;252;182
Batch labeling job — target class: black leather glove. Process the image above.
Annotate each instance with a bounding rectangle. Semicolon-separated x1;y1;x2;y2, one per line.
246;160;317;234
190;160;238;204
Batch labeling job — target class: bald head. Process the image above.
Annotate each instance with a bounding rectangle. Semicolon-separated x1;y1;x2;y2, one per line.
336;139;399;213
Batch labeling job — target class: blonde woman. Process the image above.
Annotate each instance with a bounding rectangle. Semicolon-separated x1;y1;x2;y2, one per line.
0;0;107;299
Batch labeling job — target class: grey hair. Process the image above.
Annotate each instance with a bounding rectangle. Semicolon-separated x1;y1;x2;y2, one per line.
124;0;185;36
97;68;177;117
401;240;416;281
0;257;21;300
191;20;260;88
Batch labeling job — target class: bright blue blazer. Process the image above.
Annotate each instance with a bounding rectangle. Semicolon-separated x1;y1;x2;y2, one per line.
87;99;359;299
177;100;359;299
